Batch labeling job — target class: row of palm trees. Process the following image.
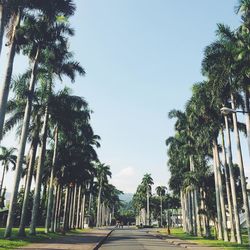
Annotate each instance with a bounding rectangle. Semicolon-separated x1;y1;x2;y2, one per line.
166;0;250;245
132;173;154;226
132;173;179;227
0;0;122;239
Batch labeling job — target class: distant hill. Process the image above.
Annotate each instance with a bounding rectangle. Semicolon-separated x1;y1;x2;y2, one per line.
119;193;133;203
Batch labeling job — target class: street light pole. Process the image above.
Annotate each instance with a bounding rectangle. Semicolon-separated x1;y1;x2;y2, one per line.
220;106;245;115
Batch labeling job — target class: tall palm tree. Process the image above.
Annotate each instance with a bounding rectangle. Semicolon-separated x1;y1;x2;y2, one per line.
220;129;236;242
0;0;12;56
96;163;111;227
5;14;76;239
0;0;76;141
45;90;90;233
30;47;85;236
3;73;46;236
156;186;167;227
202;29;248;243
141;173;154;226
0;0;22;140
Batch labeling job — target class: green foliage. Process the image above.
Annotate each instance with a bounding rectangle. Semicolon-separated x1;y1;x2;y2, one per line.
132;173;154;213
118;200;136;224
13;187;34;227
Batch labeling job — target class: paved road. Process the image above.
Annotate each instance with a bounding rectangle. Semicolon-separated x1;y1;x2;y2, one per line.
18;229;111;250
99;228;184;250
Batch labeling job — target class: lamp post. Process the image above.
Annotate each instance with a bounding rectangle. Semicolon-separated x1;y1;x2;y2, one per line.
220;106;245;115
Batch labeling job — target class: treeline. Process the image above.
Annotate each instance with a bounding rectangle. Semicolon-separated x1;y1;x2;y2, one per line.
0;0;122;238
167;0;250;245
132;173;180;227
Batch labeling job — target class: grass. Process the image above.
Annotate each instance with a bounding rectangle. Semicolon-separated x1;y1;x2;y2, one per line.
158;227;249;250
0;227;92;250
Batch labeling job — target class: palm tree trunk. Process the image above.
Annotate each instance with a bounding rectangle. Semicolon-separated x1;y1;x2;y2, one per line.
0;164;6;197
67;187;73;229
63;187;69;231
18;140;38;236
180;190;186;232
194;188;200;235
30;103;49;235
189;156;198;236
96;183;102;227
81;194;86;228
71;184;77;228
52;185;60;232
200;188;206;237
184;192;189;233
76;185;81;228
146;186;150;225
221;129;236;242
54;185;62;232
104;205;106;226
205;216;211;238
185;192;189;232
45;126;58;233
0;10;21;140
214;140;229;242
224;115;242;244
244;86;250;158
185;193;189;231
88;192;92;226
4;48;40;238
212;145;223;240
50;185;58;233
187;191;194;234
160;195;163;227
101;203;104;226
0;3;5;56
191;190;197;235
231;94;250;245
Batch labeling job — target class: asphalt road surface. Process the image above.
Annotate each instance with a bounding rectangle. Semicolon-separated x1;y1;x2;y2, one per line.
99;228;184;250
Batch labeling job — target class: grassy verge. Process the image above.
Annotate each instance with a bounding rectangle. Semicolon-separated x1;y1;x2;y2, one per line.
0;228;92;250
158;228;249;250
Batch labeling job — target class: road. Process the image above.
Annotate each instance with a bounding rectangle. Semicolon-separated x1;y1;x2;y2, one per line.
99;228;184;250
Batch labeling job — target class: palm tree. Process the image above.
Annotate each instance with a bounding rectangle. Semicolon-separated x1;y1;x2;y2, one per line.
168;109;201;236
0;0;22;140
0;146;16;197
30;47;85;235
156;186;167;227
220;129;236;242
201;29;248;243
3;73;47;236
141;173;154;226
0;0;76;141
5;11;77;239
235;1;250;158
96;163;111;227
0;0;12;56
45;90;90;233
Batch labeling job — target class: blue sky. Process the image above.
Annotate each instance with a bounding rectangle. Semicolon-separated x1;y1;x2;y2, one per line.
2;0;248;193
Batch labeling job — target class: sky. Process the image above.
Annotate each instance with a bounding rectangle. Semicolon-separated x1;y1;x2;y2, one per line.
2;0;249;194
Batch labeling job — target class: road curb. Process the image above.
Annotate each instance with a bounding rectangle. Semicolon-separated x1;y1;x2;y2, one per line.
148;231;225;249
93;229;115;250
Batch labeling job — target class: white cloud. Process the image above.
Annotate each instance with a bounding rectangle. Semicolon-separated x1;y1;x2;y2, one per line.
116;167;136;178
110;166;139;193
